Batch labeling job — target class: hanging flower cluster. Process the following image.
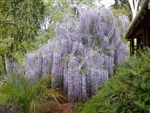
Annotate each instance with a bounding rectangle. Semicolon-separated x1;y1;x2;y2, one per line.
9;8;129;102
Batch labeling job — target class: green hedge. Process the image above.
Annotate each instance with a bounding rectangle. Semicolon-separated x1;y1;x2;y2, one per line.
76;49;150;113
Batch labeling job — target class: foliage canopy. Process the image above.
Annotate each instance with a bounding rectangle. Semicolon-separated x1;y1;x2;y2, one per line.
0;0;44;56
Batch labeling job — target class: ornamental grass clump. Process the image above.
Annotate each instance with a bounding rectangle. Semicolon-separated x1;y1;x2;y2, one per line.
0;74;64;113
76;49;150;113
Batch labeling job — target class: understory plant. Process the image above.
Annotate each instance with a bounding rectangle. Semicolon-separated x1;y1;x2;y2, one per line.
76;48;150;113
0;74;65;113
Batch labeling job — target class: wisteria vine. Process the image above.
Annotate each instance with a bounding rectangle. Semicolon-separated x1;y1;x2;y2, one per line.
7;8;129;102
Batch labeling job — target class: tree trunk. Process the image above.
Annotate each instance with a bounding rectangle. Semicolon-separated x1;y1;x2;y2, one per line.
5;53;12;76
128;0;139;20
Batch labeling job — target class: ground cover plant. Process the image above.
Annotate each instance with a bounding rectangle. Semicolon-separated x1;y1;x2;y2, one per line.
76;49;150;113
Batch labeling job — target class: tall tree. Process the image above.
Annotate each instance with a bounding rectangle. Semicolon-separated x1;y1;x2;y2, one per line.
41;0;93;31
0;0;45;74
0;0;44;55
113;0;144;20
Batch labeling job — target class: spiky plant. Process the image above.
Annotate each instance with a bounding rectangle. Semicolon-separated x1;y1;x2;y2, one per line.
0;74;65;113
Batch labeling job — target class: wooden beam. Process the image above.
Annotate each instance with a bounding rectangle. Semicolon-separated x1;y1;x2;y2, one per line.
126;1;149;39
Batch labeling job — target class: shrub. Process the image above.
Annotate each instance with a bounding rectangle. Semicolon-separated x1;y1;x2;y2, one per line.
0;74;65;113
76;49;150;113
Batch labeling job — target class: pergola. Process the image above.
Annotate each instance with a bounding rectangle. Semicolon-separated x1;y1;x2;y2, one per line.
126;0;150;55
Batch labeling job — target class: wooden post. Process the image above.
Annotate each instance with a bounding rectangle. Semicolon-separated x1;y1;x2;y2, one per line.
146;26;150;47
130;39;132;56
145;26;148;47
143;27;146;48
147;25;150;47
130;39;134;56
137;36;140;55
137;35;140;50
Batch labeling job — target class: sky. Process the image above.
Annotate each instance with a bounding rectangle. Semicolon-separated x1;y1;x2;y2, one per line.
94;0;115;7
101;0;115;7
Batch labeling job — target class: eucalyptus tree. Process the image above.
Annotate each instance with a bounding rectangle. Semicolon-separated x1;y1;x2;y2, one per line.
128;0;144;19
113;0;144;20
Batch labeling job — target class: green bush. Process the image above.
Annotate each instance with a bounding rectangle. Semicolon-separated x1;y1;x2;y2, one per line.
76;49;150;113
0;74;64;113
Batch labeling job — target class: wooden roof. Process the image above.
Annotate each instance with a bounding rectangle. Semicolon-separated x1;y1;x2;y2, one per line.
126;0;150;39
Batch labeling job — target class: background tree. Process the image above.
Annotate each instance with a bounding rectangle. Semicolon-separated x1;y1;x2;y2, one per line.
41;0;94;31
0;0;44;55
37;0;95;47
0;0;45;74
113;0;144;20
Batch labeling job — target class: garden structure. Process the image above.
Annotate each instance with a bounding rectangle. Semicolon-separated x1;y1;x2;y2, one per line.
126;0;150;55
